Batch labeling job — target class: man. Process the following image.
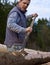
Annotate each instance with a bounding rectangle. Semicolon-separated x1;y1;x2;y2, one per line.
4;0;38;51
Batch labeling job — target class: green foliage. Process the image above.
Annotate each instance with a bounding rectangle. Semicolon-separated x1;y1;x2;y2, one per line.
36;18;50;51
27;18;50;51
0;3;13;43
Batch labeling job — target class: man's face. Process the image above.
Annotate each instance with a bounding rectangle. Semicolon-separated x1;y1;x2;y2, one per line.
19;0;30;11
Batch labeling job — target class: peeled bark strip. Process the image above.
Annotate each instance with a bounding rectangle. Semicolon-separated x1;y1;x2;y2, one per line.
0;47;50;65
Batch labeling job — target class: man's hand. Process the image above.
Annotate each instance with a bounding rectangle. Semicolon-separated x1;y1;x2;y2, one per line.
32;13;38;17
25;27;32;33
25;13;38;33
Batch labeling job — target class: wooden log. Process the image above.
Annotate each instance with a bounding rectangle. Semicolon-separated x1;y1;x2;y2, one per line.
0;44;8;52
0;49;50;65
0;44;50;65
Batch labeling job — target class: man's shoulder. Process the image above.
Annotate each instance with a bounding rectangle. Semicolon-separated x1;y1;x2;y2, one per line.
8;6;18;16
10;6;17;12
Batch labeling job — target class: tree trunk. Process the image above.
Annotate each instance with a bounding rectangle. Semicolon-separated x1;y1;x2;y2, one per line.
0;44;50;65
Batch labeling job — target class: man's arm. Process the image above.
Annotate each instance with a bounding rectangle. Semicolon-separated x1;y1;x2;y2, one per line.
7;12;26;33
26;13;38;20
7;12;33;33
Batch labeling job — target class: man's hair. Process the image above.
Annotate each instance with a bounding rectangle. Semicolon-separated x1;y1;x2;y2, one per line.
17;0;30;4
18;0;30;2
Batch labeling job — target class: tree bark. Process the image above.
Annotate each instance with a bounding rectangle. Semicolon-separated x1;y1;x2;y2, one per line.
0;45;50;65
